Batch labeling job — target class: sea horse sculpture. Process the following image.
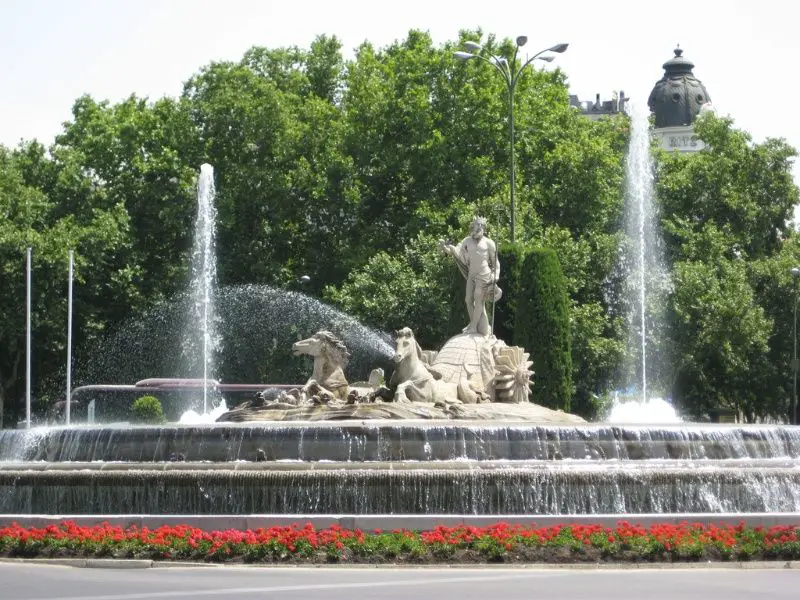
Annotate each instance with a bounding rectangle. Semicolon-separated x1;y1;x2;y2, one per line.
389;327;445;405
291;330;350;402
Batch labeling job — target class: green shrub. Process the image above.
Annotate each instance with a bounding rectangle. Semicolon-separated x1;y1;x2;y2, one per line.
514;248;573;411
131;395;166;424
493;242;526;342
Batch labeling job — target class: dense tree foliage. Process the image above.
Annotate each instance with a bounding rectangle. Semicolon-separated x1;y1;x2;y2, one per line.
514;248;573;411
656;113;800;422
0;31;797;425
0;144;134;426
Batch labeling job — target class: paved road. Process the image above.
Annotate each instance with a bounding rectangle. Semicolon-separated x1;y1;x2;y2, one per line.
1;562;799;600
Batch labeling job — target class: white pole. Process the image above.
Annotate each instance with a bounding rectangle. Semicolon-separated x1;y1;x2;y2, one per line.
25;247;32;429
66;250;74;425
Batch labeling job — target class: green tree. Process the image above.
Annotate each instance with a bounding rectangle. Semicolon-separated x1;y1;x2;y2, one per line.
658;113;797;263
656;113;799;421
669;259;773;421
744;243;800;422
184;36;360;290
0;144;134;426
3;31;637;424
323;232;459;349
57;95;200;303
514;248;573;411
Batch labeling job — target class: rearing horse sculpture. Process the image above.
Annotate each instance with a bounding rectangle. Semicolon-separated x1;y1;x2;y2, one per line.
390;327;441;404
292;330;350;402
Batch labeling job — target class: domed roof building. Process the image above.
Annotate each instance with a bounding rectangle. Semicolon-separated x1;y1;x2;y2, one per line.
648;47;711;127
648;47;712;152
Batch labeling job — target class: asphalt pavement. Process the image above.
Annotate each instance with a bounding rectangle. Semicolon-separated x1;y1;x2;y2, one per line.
1;562;799;600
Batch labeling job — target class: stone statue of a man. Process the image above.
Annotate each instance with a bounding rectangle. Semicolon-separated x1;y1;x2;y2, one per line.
440;217;501;336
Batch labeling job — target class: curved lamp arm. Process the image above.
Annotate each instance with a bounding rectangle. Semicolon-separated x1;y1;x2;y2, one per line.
512;43;569;87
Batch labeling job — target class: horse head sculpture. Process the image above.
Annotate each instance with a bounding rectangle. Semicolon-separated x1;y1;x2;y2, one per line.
292;330;350;401
389;327;442;404
392;327;424;365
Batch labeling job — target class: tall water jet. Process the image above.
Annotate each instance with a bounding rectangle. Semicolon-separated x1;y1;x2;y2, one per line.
620;105;670;408
187;164;219;414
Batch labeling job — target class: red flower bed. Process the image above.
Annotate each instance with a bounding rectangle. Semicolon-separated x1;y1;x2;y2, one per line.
1;521;799;564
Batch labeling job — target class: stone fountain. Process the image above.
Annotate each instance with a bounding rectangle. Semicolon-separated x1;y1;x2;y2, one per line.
1;174;799;523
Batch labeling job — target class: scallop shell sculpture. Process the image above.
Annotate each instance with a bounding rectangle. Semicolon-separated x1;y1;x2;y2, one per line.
493;346;534;403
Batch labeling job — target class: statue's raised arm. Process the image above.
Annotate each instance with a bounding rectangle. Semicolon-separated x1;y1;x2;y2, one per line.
439;237;469;279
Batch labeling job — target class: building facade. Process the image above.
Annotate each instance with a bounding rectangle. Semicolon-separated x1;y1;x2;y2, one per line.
570;91;628;120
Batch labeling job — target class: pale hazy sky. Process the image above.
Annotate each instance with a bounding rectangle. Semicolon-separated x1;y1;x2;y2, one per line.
2;0;798;180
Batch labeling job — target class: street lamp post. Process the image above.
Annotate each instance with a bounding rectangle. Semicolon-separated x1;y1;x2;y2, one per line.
792;267;800;424
455;37;568;243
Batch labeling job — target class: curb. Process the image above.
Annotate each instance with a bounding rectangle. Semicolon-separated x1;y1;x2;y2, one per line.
86;558;154;569
0;558;153;569
0;558;796;570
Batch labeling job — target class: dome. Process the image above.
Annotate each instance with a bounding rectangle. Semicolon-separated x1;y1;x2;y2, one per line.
647;47;711;128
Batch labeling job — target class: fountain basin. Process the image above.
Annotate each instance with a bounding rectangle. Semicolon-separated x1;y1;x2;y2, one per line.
1;459;799;515
3;422;798;516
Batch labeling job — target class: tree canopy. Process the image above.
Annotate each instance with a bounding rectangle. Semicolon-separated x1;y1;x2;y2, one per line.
0;31;798;425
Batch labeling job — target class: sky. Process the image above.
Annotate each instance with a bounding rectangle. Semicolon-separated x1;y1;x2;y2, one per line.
2;0;798;183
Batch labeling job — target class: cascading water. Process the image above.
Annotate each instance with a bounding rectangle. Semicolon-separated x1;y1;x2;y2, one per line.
3;423;800;514
187;164;219;415
613;104;673;420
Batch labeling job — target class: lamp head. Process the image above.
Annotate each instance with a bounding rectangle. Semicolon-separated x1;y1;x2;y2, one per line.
454;51;474;61
538;55;555;62
792;267;800;278
463;41;483;53
516;35;528;47
548;43;569;53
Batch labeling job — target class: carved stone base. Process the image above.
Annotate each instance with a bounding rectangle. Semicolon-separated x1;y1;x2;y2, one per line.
217;401;585;423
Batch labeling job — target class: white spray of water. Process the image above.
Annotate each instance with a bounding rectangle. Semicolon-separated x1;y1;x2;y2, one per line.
189;164;219;414
179;399;229;424
621;104;670;409
625;104;653;403
608;394;681;423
